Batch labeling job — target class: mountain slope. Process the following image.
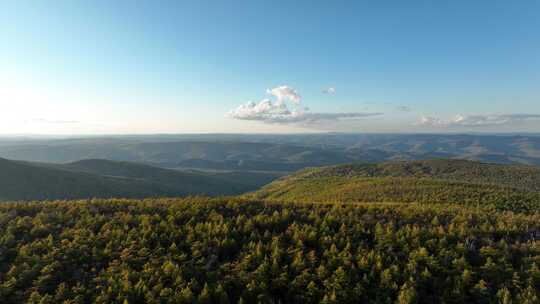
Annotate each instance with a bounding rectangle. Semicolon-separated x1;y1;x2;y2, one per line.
249;159;540;211
0;158;167;201
55;159;272;194
0;158;256;201
293;159;540;191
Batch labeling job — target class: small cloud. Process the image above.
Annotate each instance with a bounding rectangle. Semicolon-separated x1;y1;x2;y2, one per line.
322;87;336;94
300;112;382;122
419;116;443;126
266;85;301;104
27;118;80;124
418;113;540;127
396;106;412;112
228;85;382;125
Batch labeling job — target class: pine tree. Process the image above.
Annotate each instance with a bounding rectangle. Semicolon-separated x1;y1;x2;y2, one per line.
179;286;194;304
215;284;230;304
472;279;491;304
496;287;512;304
197;283;212;304
517;284;540;304
397;280;417;304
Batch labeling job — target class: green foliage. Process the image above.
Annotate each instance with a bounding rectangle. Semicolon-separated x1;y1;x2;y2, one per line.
294;159;540;191
1;198;540;303
0;158;275;201
250;160;540;212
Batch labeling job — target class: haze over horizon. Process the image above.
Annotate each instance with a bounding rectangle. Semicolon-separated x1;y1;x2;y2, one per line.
2;1;539;135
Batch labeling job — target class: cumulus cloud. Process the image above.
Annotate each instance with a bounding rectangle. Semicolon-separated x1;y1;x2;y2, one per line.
419;114;540;127
228;99;293;122
266;85;301;104
322;87;336;94
228;85;382;124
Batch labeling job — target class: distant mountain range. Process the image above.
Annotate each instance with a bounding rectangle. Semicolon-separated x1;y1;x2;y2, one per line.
0;134;539;173
0;140;349;170
0;158;280;201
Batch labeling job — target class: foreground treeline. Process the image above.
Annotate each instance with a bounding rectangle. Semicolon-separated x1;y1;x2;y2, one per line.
1;199;540;303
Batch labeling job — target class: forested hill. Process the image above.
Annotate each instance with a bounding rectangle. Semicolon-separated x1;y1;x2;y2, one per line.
290;159;540;191
0;158;256;201
55;159;283;190
249;159;540;212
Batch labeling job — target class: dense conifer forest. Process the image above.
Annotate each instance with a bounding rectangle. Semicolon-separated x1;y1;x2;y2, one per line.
2;198;540;303
251;160;540;213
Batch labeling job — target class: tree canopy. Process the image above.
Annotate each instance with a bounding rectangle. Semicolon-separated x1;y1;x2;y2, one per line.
1;198;540;303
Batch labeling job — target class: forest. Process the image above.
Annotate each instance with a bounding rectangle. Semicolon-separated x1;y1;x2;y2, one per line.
1;198;540;303
4;0;540;302
251;160;540;213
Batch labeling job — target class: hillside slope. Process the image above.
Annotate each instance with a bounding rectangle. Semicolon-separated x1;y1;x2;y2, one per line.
57;159;283;190
0;158;254;201
249;159;540;211
294;159;540;191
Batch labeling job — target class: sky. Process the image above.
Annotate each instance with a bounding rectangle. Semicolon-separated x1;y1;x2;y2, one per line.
1;0;539;134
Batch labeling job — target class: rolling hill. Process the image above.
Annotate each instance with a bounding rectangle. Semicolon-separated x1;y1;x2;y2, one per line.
1;134;539;174
0;140;352;171
249;159;540;211
0;158;268;201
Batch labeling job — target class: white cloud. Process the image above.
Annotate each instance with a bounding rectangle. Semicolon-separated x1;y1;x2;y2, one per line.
266;85;301;104
227;99;293;122
419;114;540;127
27;118;80;124
396;105;412;112
322;87;336;94
228;85;382;125
419;116;443;126
228;100;381;123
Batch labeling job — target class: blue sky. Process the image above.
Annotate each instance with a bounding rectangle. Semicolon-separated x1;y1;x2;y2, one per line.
1;0;539;134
